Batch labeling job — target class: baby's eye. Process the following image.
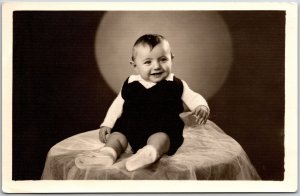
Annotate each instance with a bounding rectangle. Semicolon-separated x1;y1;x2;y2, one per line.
160;58;168;62
144;61;151;65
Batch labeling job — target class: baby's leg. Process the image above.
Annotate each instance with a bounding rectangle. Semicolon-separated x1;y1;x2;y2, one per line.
105;131;128;157
147;132;170;157
75;132;128;169
125;132;170;171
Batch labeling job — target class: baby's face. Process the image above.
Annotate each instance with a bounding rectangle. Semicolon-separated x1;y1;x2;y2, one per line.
131;41;172;83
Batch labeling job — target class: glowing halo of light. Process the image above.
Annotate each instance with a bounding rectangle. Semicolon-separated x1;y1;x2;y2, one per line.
95;11;232;99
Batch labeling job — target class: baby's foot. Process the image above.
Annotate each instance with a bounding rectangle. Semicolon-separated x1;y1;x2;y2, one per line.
125;145;157;171
75;147;117;169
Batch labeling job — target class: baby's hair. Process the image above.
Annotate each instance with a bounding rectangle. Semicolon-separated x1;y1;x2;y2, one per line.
131;34;174;61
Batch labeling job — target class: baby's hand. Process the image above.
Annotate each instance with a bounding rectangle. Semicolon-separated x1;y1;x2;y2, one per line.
99;126;111;143
192;105;210;125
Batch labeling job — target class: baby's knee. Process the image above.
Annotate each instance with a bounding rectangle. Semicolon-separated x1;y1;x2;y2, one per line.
147;132;171;156
148;132;170;142
109;132;128;146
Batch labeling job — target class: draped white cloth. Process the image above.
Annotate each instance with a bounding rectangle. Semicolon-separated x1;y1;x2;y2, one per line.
41;113;260;180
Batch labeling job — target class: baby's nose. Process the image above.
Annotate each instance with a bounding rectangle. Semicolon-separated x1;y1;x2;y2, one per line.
153;61;161;69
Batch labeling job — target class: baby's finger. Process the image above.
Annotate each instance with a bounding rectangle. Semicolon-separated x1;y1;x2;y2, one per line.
100;132;106;143
99;133;104;142
201;109;208;116
195;110;202;117
107;129;111;135
191;111;198;119
201;116;207;125
103;132;108;143
99;134;104;143
204;112;210;122
196;109;203;116
204;118;208;124
196;116;202;124
98;132;102;142
195;117;199;124
204;112;210;123
98;130;102;139
105;133;110;141
199;117;205;125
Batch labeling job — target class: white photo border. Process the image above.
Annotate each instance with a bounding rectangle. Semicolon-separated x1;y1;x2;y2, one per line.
2;2;298;193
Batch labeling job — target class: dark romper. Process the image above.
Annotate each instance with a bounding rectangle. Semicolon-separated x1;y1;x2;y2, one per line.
111;76;185;155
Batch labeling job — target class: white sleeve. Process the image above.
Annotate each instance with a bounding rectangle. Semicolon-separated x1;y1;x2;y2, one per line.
100;91;124;128
181;80;209;111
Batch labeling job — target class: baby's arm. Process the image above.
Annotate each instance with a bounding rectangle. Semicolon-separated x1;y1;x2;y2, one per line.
99;91;124;143
181;80;210;124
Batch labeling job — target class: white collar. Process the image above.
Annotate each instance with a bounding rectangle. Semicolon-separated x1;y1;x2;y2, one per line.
128;73;174;89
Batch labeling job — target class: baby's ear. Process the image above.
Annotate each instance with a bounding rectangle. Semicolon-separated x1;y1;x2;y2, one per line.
171;52;175;60
130;60;136;67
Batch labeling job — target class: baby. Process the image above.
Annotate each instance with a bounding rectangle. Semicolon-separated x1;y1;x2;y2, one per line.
75;34;210;171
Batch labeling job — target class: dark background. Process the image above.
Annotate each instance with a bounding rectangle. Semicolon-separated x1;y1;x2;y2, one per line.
13;11;285;180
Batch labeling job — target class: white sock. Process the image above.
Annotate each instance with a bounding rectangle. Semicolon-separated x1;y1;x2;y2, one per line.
125;145;158;171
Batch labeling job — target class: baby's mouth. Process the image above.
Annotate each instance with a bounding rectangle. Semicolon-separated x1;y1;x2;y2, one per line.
151;72;164;76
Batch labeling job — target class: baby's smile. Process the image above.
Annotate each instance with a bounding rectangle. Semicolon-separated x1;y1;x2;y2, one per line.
150;71;168;81
151;71;164;76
